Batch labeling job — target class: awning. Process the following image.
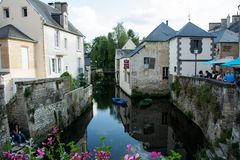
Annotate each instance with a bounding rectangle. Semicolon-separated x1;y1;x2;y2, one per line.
200;57;233;65
221;58;240;67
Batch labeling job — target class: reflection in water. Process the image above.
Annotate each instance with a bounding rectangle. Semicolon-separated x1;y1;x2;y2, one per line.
62;82;205;160
115;87;205;159
61;106;93;153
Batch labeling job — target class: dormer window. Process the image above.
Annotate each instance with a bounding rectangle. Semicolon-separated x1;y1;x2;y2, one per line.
22;7;27;17
190;39;202;54
3;8;9;18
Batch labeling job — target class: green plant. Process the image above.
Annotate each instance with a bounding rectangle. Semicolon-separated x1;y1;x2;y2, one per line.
214;129;232;146
186;111;194;120
171;78;181;98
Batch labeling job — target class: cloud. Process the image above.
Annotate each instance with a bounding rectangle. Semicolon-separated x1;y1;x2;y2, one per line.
68;6;113;42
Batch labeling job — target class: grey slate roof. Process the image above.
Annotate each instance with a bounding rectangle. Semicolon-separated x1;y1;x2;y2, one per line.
175;22;213;38
27;0;84;36
0;24;35;42
144;22;176;42
125;45;145;58
116;49;133;59
211;29;238;43
228;21;240;33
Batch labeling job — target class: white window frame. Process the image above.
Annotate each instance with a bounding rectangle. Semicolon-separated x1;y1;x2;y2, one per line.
21;47;29;69
64;38;67;49
57;57;62;73
77;36;81;51
55;30;60;48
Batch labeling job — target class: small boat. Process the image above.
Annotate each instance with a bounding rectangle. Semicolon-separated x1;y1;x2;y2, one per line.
112;97;128;106
137;98;153;109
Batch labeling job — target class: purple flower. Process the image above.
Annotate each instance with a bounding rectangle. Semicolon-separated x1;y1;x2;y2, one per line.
124;153;139;160
47;137;53;145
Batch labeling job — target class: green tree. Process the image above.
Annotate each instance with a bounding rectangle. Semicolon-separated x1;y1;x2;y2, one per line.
113;23;128;48
127;29;140;45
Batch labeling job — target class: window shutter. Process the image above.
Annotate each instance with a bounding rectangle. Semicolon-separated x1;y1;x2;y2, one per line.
149;58;155;69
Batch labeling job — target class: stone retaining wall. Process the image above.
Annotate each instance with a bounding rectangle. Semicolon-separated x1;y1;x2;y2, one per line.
0;85;10;147
7;78;92;139
170;76;240;159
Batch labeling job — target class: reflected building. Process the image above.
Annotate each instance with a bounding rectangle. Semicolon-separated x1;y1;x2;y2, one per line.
115;87;205;159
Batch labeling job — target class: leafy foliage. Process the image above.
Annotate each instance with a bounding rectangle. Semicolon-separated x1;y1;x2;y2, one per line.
91;23;139;70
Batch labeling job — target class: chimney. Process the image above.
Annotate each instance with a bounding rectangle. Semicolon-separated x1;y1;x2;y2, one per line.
227;14;231;27
54;2;62;12
209;23;221;31
53;2;68;14
232;15;240;24
166;20;168;26
221;18;227;29
61;2;68;14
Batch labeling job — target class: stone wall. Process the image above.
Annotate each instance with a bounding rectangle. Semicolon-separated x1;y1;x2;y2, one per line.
7;78;92;139
171;76;240;159
0;85;10;147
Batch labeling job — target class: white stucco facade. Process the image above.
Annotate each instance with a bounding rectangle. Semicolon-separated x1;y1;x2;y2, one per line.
0;0;84;79
119;57;131;96
169;37;212;76
43;26;84;78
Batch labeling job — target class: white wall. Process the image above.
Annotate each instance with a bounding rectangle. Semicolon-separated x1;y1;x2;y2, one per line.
169;38;178;75
169;37;212;76
43;26;84;78
0;0;45;77
119;58;131;96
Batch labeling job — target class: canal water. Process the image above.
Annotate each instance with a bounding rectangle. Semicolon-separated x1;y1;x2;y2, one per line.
62;80;206;160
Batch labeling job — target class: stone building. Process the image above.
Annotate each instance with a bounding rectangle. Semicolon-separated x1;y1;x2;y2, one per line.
119;22;175;95
211;29;239;59
169;22;213;77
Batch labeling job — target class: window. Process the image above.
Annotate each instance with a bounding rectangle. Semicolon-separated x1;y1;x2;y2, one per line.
144;57;155;69
51;58;56;73
124;69;127;82
57;57;62;73
127;72;130;83
162;67;169;80
22;7;27;17
3;8;9;18
55;30;60;48
21;47;29;69
64;38;67;49
190;39;202;53
77;36;81;51
174;66;177;72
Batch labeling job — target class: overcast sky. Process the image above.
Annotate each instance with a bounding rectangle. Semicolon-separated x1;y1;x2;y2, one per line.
42;0;239;42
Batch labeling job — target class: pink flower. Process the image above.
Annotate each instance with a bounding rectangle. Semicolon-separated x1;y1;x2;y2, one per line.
47;137;53;145
52;127;58;134
95;150;111;160
127;144;131;152
37;147;44;158
124;153;139;160
70;153;81;160
149;152;162;159
82;151;92;160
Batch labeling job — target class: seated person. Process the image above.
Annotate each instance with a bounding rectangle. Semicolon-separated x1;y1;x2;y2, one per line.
11;124;26;145
205;71;212;78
